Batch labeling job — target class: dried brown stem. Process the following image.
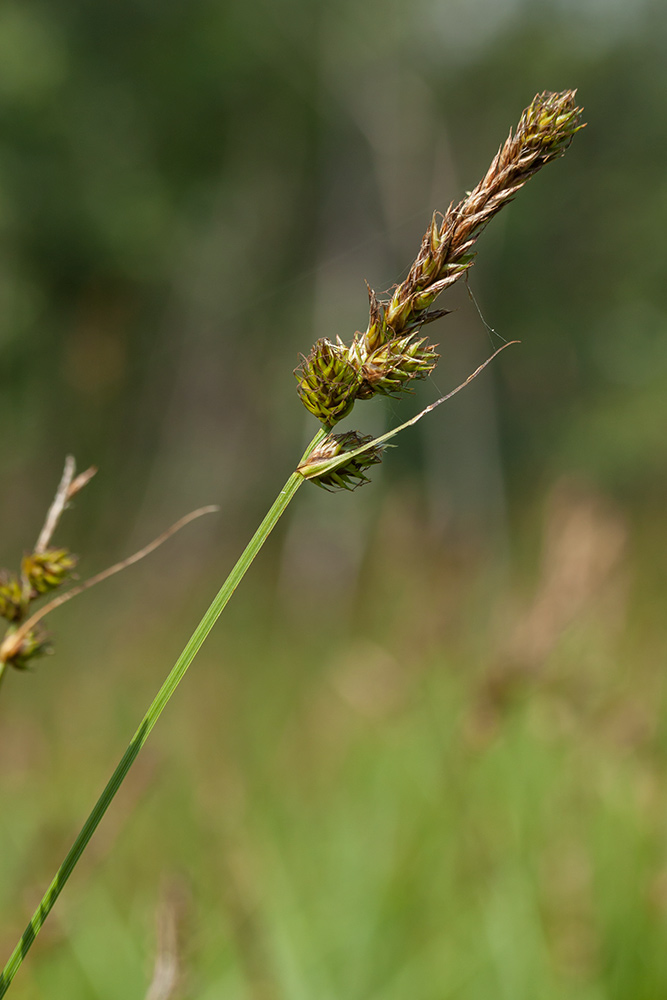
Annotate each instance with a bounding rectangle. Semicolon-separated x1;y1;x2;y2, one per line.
34;456;77;554
68;465;98;501
34;457;98;557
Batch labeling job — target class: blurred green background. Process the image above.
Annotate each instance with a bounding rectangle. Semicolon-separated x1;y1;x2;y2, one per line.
1;0;667;996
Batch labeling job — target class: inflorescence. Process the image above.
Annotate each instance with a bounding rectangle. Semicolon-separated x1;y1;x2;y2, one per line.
295;90;584;490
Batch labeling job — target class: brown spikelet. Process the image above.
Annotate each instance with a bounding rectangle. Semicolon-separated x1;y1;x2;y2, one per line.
382;90;584;337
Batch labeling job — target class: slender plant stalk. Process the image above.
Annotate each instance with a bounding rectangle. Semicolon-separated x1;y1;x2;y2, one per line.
1;90;584;995
0;428;326;998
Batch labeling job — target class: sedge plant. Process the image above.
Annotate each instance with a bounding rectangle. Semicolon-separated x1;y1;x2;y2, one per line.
0;89;584;995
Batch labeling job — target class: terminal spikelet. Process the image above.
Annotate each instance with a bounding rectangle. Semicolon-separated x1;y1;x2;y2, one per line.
2;626;51;671
295;90;584;489
383;90;584;337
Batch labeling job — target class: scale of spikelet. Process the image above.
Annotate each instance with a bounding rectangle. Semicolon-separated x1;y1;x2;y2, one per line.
22;548;77;597
297;431;384;491
295;337;361;427
0;572;24;622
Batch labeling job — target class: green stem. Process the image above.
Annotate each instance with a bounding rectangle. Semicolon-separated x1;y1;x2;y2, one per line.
0;428;326;998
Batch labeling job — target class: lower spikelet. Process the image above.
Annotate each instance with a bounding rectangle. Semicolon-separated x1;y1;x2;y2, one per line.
297;431;384;491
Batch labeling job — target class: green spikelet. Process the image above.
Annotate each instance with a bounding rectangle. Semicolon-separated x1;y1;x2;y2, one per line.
22;548;77;596
297;431;384;491
357;331;439;399
0;573;24;622
295;338;361;427
2;626;51;671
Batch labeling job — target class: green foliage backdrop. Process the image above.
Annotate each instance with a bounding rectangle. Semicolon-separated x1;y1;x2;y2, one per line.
1;0;666;997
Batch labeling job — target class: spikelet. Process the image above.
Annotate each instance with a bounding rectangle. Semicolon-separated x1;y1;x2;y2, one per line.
295;338;360;427
297;431;384;491
1;626;51;671
356;331;439;399
22;548;77;596
0;573;24;623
